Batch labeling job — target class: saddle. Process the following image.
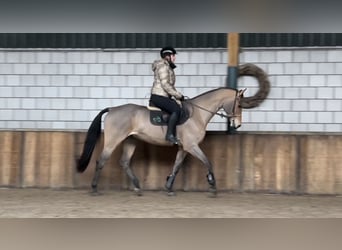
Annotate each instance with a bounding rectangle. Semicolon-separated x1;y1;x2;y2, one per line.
148;100;190;126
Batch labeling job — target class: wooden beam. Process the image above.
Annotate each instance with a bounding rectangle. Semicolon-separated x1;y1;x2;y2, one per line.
227;33;240;89
227;33;240;133
228;33;240;67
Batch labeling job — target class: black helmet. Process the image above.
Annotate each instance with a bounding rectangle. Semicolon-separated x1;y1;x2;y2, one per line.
160;46;177;58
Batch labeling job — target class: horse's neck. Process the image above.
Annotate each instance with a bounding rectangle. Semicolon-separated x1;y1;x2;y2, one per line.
191;89;233;126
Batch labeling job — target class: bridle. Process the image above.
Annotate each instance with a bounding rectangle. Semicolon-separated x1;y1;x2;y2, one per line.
185;90;241;119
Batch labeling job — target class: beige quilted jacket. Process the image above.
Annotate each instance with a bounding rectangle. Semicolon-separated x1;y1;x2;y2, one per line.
151;59;183;99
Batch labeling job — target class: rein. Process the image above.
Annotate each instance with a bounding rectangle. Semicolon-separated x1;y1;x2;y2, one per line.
184;91;240;119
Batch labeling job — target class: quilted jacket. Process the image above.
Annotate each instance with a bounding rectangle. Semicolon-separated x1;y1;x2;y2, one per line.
151;59;183;99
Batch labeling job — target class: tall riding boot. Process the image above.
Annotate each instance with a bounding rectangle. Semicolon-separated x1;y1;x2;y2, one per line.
165;112;179;144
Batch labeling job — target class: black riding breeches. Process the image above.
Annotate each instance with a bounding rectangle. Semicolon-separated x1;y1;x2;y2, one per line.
150;94;181;118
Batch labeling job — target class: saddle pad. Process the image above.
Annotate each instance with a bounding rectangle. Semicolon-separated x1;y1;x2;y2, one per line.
150;110;168;125
149;108;189;126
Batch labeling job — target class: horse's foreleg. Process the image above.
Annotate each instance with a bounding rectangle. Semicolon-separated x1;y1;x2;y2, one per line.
186;144;217;197
119;138;142;196
165;148;187;196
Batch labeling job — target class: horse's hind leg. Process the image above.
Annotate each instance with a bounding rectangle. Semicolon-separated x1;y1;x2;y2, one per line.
91;148;112;195
119;138;142;196
165;148;187;196
186;144;217;197
91;132;127;195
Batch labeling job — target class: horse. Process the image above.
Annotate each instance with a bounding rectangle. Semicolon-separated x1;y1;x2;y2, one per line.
77;87;246;197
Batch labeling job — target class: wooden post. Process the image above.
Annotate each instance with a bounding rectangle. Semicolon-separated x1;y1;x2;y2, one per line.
227;32;240;89
227;33;240;133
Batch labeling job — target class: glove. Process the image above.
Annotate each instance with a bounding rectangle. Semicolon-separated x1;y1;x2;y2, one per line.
179;95;185;101
175;99;182;107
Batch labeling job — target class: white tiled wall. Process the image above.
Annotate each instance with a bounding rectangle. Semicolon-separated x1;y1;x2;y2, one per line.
239;47;342;132
0;47;341;132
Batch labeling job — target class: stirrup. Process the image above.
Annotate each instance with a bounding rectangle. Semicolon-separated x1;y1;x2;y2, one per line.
166;134;180;145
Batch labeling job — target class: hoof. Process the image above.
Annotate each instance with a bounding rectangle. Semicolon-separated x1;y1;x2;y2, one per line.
134;188;143;196
208;192;217;198
208;188;217;198
167;191;176;196
89;191;103;196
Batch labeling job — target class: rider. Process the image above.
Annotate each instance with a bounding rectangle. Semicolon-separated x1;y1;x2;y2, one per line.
150;46;184;145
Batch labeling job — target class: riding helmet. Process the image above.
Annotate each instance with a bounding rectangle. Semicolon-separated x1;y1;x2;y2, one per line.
160;46;177;58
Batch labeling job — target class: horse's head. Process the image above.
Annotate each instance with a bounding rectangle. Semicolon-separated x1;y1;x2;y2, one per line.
225;88;246;129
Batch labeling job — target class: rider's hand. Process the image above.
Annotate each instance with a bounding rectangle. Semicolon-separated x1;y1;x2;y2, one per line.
179;95;185;101
175;99;182;107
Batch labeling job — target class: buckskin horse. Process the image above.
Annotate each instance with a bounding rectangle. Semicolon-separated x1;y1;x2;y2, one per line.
76;87;244;196
76;64;270;197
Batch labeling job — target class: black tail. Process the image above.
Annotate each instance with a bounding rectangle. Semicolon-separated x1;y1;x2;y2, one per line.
77;108;110;173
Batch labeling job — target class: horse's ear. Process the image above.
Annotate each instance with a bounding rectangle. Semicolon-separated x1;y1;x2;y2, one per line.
239;88;247;96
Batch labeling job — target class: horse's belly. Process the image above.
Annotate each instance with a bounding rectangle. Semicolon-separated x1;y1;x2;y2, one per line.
131;133;171;146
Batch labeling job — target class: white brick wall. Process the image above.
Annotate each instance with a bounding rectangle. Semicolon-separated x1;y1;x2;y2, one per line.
0;47;341;132
239;47;342;132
